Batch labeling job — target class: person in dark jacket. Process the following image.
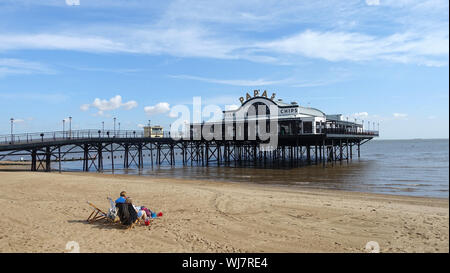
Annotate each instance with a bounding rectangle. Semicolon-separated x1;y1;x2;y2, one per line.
116;198;138;227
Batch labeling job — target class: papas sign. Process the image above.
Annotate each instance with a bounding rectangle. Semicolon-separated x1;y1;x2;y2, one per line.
239;90;276;104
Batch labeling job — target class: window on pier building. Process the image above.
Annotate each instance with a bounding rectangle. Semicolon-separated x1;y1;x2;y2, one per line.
279;121;293;135
296;121;303;134
303;122;313;134
316;122;322;133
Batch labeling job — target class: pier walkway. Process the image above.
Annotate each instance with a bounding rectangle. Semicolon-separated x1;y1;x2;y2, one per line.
0;129;378;172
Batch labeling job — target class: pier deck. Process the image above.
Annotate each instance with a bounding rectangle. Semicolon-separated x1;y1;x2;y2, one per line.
0;129;378;172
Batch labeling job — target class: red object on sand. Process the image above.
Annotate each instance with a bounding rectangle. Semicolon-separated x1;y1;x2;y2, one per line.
145;219;150;226
158;212;163;217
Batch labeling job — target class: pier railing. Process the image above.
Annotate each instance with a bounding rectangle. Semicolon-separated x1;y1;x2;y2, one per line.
1;127;378;145
323;128;379;136
0;129;173;145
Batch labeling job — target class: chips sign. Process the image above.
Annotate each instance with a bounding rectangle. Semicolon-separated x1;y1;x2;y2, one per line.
239;90;276;105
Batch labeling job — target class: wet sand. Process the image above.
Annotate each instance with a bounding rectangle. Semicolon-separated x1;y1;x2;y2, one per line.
0;171;448;253
0;161;30;170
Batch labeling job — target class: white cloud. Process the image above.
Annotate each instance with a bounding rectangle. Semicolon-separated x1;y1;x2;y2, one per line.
170;74;342;89
168;111;179;118
137;123;145;128
0;1;447;67
170;74;290;86
0;58;55;77
122;100;139;110
365;0;380;6
80;104;90;111
393;113;408;118
258;29;449;65
0;26;447;67
65;0;80;6
68;66;143;74
225;105;240;111
0;28;236;60
178;95;242;106
346;112;384;123
81;95;138;115
352;112;369;118
144;102;171;115
0;92;68;103
0;34;131;53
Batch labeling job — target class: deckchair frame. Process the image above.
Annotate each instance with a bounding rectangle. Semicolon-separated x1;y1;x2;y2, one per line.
86;199;151;228
86;201;108;223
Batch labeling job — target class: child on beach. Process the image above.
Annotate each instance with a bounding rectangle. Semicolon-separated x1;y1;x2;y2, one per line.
115;191;127;204
125;198;147;221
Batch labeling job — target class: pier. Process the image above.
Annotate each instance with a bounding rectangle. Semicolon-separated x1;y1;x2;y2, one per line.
0;128;378;172
0;94;379;172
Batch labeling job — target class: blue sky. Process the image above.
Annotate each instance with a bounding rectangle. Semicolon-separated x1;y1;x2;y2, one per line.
0;0;448;139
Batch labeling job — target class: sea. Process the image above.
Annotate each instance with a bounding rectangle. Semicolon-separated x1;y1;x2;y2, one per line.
4;139;449;198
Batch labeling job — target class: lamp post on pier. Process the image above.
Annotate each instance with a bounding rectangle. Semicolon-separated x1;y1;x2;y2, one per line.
113;117;116;137
10;118;14;143
69;116;72;139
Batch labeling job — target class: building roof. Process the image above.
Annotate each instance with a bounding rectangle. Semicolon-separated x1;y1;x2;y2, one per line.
297;106;326;117
224;96;326;118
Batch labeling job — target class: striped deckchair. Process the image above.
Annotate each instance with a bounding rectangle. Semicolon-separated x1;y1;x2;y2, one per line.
87;198;118;223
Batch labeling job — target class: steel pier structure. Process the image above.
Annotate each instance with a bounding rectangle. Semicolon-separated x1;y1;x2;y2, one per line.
0;94;380;172
0;128;378;172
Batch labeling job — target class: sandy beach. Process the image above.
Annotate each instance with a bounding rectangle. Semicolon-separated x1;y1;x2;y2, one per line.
0;171;448;253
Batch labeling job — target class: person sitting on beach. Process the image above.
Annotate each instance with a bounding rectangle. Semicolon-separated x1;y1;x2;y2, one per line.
126;198;148;222
115;197;138;227
115;191;127;204
116;192;161;223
